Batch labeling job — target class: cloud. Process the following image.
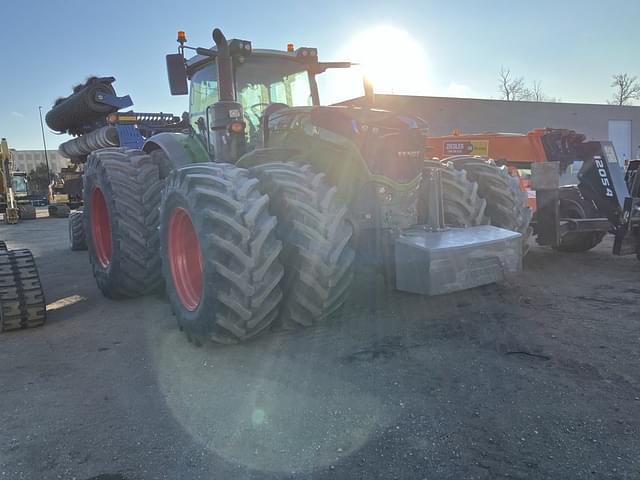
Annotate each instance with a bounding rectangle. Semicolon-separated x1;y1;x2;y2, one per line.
446;82;473;98
10;111;24;118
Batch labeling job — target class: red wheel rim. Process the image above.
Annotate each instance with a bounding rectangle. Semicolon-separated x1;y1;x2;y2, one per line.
168;207;203;311
90;187;112;268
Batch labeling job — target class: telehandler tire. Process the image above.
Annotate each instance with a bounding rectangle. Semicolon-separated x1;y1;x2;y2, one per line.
551;186;605;252
83;148;163;299
0;249;46;331
18;204;36;220
69;209;87;251
250;162;355;329
160;164;284;344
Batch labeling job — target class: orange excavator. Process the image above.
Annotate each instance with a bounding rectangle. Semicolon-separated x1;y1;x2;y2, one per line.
426;128;640;256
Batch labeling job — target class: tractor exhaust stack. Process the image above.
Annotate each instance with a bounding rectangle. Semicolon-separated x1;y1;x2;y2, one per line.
213;28;235;102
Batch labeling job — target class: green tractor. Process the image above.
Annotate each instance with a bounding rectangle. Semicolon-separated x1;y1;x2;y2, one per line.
76;28;529;344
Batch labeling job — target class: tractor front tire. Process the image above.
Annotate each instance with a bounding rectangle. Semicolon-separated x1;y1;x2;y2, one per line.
69;209;87;251
447;156;531;235
422;161;487;227
250;162;355;329
160;164;284;344
83;148;163;299
0;249;46;331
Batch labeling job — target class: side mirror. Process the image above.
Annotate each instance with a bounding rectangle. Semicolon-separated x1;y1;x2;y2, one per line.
166;54;188;95
363;76;375;106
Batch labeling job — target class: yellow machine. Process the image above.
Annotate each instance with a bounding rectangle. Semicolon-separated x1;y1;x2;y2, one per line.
1;138;36;223
1;138;19;223
48;164;82;218
0;139;47;331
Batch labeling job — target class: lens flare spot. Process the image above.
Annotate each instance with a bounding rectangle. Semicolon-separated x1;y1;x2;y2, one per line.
251;408;266;425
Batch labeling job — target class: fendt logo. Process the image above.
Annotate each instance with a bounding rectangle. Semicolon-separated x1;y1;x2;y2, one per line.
397;151;421;159
594;156;614;197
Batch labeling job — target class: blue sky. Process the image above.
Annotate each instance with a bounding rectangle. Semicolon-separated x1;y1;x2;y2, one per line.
1;0;638;149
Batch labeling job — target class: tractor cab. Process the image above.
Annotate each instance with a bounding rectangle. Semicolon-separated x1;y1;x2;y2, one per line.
186;49;318;149
168;32;427;186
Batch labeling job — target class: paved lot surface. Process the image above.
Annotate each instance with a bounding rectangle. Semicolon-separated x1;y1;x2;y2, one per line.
1;213;639;480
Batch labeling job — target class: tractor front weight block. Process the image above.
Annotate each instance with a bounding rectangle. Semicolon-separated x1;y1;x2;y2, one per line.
394;225;522;296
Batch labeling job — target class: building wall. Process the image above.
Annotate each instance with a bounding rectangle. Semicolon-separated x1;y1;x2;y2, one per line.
10;150;69;174
366;95;640;164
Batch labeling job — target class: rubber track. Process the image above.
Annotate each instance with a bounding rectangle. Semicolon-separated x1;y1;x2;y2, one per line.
84;148;163;298
250;162;355;328
18;204;36;220
0;249;46;331
49;204;70;218
69;209;87;250
161;163;284;343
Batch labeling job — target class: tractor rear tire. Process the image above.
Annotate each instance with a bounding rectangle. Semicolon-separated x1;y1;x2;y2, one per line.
551;186;606;252
0;249;46;332
250;162;355;329
0;241;7;251
18;204;36;220
83;148;163;299
69;209;87;251
160;164;284;344
48;204;70;218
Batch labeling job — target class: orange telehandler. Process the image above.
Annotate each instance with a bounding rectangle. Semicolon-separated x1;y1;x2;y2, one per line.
427;128;640;256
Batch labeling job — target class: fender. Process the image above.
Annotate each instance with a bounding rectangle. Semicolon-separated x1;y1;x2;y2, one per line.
235;147;301;169
143;132;210;169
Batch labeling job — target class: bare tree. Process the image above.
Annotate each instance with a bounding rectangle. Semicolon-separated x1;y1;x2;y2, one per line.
609;73;640;105
498;66;526;101
530;80;545;101
498;69;554;102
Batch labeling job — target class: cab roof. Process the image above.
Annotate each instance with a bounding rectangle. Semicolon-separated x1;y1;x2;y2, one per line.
185;46;319;75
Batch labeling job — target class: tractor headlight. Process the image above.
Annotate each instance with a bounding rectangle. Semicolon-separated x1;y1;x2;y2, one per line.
376;184;394;204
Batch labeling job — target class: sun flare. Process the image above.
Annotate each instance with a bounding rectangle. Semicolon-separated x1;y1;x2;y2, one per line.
340;25;429;95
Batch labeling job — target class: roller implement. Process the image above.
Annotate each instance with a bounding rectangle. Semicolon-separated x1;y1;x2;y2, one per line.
46;27;529;344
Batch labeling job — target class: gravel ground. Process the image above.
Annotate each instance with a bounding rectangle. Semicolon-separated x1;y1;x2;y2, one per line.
0;213;639;480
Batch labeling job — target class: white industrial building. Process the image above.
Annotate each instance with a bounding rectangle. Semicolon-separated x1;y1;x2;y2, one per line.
11;150;69;174
364;95;640;165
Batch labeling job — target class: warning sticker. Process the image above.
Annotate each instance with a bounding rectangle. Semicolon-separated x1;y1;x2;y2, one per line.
443;140;489;157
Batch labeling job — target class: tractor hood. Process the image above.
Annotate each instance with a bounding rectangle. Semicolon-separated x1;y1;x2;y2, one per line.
267;106;428;182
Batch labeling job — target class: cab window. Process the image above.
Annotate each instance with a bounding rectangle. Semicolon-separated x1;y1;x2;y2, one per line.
189;63;218;133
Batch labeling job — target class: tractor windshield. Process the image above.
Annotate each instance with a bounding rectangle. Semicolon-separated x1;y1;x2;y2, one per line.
235;56;312;145
189;56;313;144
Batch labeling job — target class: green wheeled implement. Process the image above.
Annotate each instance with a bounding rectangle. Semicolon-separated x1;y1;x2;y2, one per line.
48;28;529;344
